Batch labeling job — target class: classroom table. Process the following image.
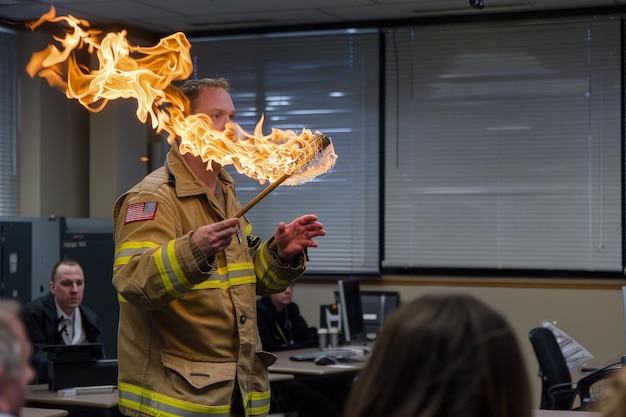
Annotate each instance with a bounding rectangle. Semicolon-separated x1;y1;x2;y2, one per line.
269;373;295;382
25;385;120;417
533;410;601;417
268;346;369;416
22;407;69;417
269;346;370;376
26;374;292;417
580;357;623;373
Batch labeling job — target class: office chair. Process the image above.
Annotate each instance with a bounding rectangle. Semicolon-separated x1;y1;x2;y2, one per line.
529;327;576;409
573;365;620;411
529;327;619;410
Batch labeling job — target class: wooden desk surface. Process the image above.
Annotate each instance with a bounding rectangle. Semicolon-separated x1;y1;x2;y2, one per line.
26;375;291;408
22;407;69;417
269;347;369;376
26;385;118;409
268;372;295;382
533;410;601;417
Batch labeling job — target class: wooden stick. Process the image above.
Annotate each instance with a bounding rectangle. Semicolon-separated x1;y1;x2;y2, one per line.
234;172;290;218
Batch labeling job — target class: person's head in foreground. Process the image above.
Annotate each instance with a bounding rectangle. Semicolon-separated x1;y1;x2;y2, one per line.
343;292;532;417
0;300;35;417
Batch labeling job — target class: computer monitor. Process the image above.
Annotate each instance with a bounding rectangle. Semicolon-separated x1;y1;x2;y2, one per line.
44;343;117;390
337;279;366;344
360;291;400;339
44;343;104;363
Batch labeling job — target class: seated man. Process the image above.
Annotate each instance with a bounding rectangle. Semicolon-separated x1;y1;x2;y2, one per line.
257;286;343;417
257;285;318;351
20;259;103;383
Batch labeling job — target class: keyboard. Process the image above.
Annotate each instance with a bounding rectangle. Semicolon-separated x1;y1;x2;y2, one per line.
289;349;354;361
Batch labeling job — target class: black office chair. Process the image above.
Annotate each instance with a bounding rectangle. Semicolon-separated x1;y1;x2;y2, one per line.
529;327;576;410
529;327;619;410
572;365;620;410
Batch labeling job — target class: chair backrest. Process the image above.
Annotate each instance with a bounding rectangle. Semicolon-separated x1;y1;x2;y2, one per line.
573;366;620;410
529;327;573;409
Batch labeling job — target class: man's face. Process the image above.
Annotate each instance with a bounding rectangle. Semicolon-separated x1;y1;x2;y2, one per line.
1;315;35;416
49;264;85;316
271;286;293;309
193;87;236;132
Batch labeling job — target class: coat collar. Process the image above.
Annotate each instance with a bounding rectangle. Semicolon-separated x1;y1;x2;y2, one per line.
166;143;237;198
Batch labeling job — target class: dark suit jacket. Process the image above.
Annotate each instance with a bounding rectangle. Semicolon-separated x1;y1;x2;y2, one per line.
20;292;103;383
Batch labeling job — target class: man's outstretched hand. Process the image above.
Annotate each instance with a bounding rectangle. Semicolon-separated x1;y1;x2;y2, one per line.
274;214;325;262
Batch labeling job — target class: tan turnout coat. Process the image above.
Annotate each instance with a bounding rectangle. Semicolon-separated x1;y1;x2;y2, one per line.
112;145;306;417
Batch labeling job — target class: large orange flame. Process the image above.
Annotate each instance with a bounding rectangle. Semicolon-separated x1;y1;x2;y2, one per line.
26;7;336;185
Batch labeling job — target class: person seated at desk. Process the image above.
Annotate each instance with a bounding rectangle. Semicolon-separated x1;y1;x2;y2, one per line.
20;259;103;383
257;286;341;417
343;292;532;417
257;285;318;351
0;299;36;417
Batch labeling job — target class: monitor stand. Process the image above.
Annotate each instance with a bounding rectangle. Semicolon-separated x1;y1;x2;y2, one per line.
340;332;372;352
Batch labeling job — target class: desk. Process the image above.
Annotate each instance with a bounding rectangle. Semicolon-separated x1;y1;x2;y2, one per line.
269;373;295;382
268;347;366;415
25;385;120;417
22;407;69;417
533;410;601;417
26;375;291;412
269;347;368;376
580;357;622;373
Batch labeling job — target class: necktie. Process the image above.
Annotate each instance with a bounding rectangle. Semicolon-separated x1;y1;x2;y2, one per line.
62;318;73;344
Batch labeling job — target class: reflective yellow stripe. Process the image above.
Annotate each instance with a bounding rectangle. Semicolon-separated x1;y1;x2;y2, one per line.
119;382;230;417
190;262;255;290
254;242;271;277
117;293;128;303
153;241;195;298
246;390;271;416
191;279;225;290
191;274;256;290
254;242;289;291
154;241;183;298
229;276;256;286
166;239;192;289
116;240;260;295
114;241;159;267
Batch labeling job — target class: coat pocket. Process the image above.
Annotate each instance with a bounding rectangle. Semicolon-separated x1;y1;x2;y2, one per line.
162;351;237;390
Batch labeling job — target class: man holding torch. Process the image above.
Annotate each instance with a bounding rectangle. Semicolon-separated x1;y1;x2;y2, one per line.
112;77;325;417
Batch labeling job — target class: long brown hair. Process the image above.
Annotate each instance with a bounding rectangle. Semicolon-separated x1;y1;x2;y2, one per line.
343;292;532;417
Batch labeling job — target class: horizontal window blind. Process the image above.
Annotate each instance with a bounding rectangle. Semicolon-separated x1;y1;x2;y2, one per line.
188;30;380;274
0;28;18;216
383;17;622;272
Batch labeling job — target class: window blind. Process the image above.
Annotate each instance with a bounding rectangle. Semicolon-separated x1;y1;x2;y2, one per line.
0;28;18;216
383;17;622;272
188;29;380;274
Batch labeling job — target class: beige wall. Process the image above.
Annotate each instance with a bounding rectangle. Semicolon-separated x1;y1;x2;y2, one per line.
291;277;626;408
18;30;154;219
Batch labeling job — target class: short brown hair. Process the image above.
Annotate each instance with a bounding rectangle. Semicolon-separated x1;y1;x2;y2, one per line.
178;77;231;113
50;259;81;283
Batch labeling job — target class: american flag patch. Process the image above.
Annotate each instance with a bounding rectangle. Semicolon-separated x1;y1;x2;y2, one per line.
124;202;158;224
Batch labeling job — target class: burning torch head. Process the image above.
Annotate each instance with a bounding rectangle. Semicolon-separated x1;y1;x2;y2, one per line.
283;133;337;186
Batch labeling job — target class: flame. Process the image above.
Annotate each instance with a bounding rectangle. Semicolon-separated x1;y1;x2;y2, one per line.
26;7;336;185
